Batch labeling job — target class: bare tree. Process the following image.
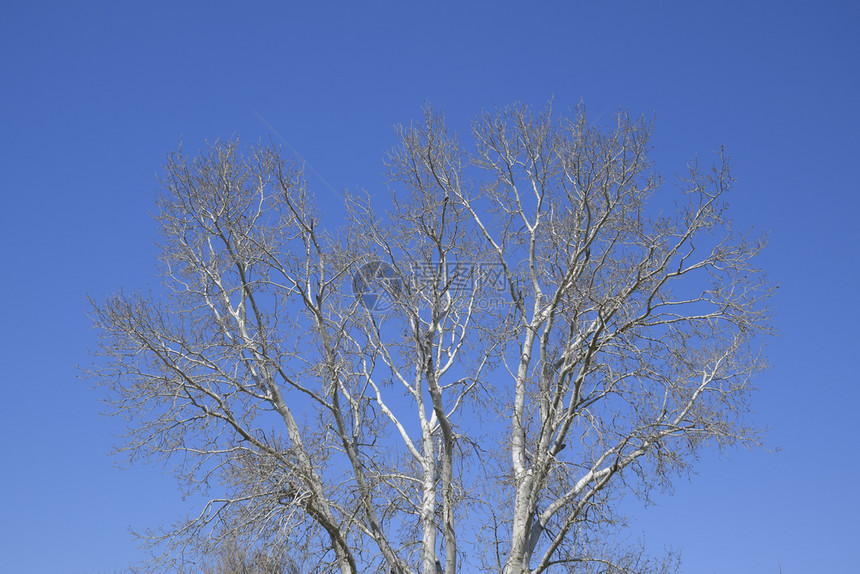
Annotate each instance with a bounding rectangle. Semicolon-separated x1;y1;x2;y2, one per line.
87;102;772;574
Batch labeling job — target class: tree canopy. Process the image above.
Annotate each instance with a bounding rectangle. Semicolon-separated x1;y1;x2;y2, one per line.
88;103;772;574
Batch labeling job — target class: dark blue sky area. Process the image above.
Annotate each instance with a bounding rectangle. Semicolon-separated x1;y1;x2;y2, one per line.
1;2;858;572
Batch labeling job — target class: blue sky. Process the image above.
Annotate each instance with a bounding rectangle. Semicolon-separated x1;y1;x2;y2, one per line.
1;2;858;572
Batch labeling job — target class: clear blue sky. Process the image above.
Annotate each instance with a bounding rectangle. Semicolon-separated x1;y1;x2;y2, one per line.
1;2;858;572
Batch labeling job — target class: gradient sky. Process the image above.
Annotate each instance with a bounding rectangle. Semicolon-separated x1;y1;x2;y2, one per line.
1;2;858;573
